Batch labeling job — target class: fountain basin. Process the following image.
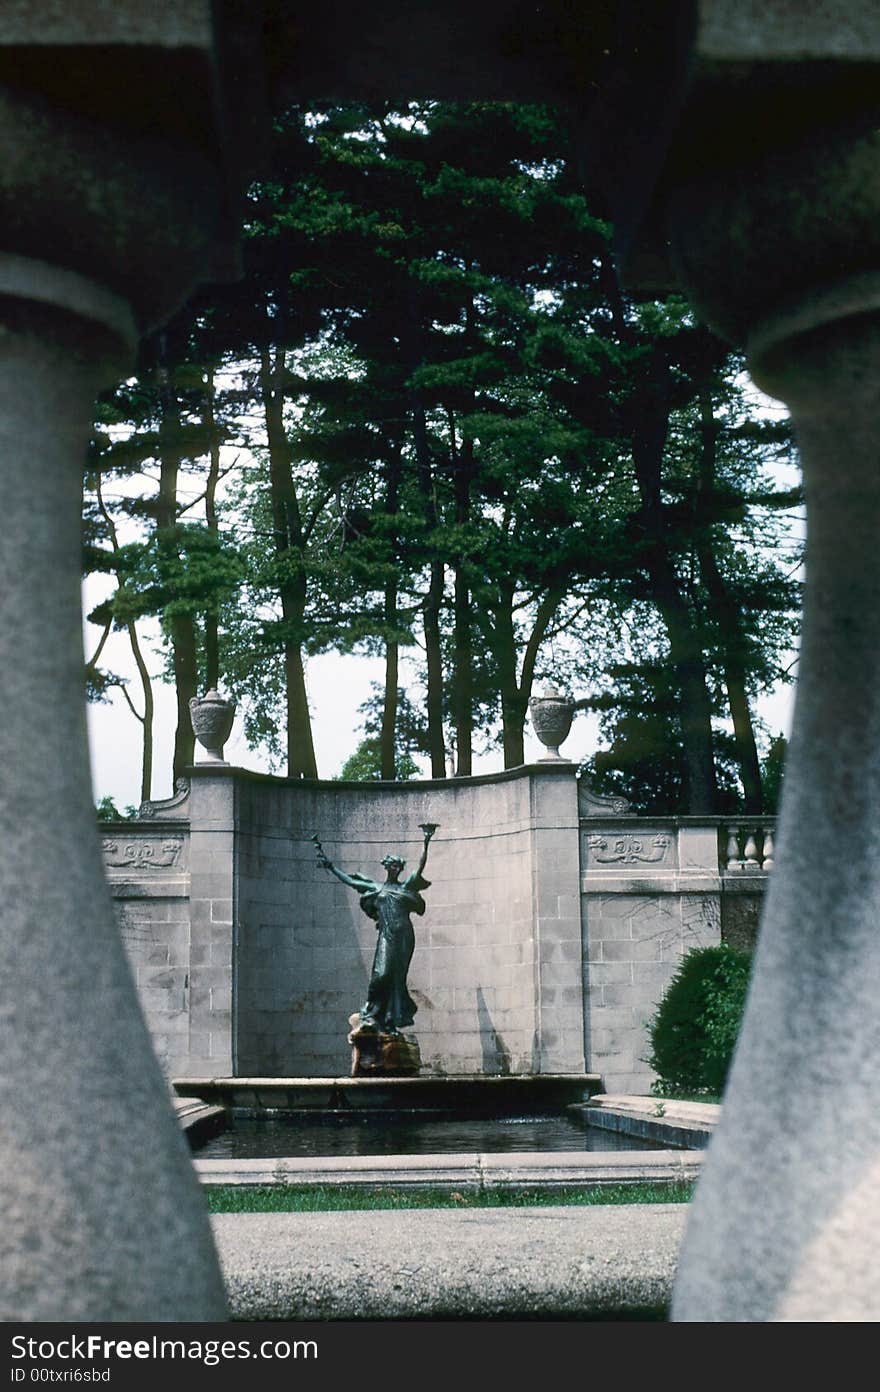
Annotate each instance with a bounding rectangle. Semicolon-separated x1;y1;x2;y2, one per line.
173;1073;602;1113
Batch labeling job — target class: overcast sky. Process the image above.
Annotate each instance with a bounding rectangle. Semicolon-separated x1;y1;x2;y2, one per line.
84;596;794;812
84;605;558;809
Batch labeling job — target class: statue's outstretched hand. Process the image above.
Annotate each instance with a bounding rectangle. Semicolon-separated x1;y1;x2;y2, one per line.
311;833;332;870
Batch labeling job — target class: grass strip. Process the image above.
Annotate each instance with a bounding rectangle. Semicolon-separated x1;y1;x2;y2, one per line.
206;1181;694;1213
651;1091;722;1104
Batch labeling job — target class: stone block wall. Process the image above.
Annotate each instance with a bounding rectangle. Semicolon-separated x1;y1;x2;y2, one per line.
580;817;769;1093
103;770;770;1089
232;764;584;1077
720;889;764;952
102;820;192;1077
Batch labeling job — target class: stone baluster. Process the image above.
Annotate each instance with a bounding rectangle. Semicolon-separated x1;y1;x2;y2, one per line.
762;829;775;871
661;11;880;1321
0;11;258;1322
725;826;742;872
742;829;760;870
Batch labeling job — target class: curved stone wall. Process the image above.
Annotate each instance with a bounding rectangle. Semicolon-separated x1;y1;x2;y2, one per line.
233;763;585;1076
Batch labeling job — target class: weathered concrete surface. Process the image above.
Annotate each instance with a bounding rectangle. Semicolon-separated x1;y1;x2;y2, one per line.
213;1205;686;1320
0;307;226;1321
104;821;192;1077
116;773;764;1093
580;817;740;1093
673;314;880;1323
174;1073;597;1110
585;1095;721;1126
174;1097;227;1147
663;4;880;1323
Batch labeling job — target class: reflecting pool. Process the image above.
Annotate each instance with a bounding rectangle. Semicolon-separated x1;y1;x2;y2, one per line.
195;1109;663;1159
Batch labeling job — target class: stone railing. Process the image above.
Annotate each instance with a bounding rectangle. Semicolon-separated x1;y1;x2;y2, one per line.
579;814;777;881
722;820;776;874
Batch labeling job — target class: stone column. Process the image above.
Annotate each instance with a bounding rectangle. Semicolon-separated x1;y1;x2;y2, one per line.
530;766;586;1073
0;12;255;1319
186;768;238;1078
665;117;880;1319
0;289;226;1319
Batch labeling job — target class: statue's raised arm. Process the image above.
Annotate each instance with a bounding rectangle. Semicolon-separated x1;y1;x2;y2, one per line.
310;833;370;891
414;822;438;879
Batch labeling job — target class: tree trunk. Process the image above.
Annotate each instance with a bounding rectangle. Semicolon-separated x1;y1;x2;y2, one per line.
203;364;221;692
492;582;564;769
423;563;446;777
448;282;477;777
380;625;399;779
127;622;154;806
260;344;318;779
450;415;474;776
649;553;719;812
696;389;763;811
284;645;315;778
411;389;447;777
94;473;154;805
168;616;198;786
380;448;402;779
631;357;718;814
155;347;197;785
493;582;525;767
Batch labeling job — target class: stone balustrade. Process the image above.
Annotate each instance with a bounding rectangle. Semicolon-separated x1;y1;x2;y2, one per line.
722;820;776;874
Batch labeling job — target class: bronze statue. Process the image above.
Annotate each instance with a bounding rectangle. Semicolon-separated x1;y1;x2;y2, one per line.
312;823;438;1035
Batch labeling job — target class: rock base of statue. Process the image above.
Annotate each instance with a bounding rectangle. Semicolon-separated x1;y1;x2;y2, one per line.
347;1015;421;1077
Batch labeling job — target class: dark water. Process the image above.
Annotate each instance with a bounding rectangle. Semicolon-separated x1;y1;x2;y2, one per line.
195;1111;660;1159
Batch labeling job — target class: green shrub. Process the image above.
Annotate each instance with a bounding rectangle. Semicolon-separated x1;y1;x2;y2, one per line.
648;945;752;1096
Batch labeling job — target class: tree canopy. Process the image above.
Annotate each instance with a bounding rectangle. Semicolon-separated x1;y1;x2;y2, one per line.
84;101;800;813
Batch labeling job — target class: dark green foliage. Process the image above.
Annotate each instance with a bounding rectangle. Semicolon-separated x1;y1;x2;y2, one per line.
648;945;752;1096
95;796;136;821
336;738;421;781
761;733;788;814
579;664;745;815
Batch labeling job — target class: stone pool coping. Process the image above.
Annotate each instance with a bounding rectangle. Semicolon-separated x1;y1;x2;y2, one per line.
175;1098;227;1146
212;1203;688;1320
573;1094;720;1150
194;1147;701;1189
174;1074;602;1111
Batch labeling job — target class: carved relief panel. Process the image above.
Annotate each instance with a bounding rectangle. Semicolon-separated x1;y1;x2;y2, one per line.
583;829;676;871
102;837;186;871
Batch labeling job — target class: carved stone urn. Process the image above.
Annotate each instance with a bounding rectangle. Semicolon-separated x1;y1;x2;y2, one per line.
189;688;236;764
528;685;587;761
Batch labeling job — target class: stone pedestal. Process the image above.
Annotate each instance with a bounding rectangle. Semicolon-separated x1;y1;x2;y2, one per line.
348;1018;421;1077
